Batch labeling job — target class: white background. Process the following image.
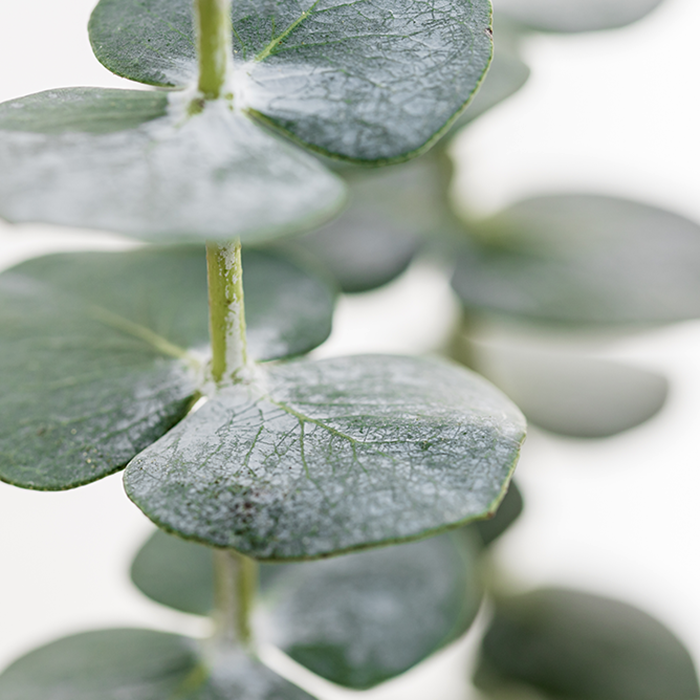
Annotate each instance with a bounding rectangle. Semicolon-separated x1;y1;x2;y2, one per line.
1;1;700;697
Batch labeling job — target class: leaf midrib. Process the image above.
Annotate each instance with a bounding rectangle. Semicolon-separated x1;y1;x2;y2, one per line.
254;0;324;62
88;304;200;368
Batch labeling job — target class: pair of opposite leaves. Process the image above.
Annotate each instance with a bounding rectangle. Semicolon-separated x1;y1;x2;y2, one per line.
0;485;524;698
0;0;526;560
0;0;493;242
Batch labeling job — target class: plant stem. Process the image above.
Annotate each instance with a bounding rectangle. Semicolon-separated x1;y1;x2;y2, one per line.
213;549;258;648
206;239;249;384
196;0;232;99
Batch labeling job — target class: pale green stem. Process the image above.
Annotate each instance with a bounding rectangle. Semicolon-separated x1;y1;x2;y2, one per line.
213;549;258;648
206;239;249;384
196;0;232;99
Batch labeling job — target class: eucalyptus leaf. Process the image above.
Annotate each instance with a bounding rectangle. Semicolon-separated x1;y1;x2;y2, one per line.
0;246;335;490
445;31;530;135
125;354;526;560
131;530;216;617
0;628;317;700
286;156;447;292
451;195;700;326
461;337;670;438
475;588;700;700
471;479;523;546
0;88;344;242
492;0;664;33
261;531;483;688
89;0;493;162
130;530;289;617
130;528;484;689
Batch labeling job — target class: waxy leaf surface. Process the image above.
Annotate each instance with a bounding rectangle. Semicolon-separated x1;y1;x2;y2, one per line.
0;247;335;489
125;354;525;559
130;529;483;688
0;628;317;700
476;588;700;700
452;195;700;326
492;0;664;33
0;88;344;242
89;0;493;162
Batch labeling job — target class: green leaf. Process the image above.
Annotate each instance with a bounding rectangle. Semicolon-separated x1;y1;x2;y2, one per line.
492;0;664;33
0;246;335;490
451;195;700;326
0;87;168;134
471;479;523;546
0;628;317;700
458;336;669;438
88;0;494;162
131;530;216;617
445;26;530;134
475;588;700;700
286;156;447;292
129;528;483;689
0;88;345;243
261;531;483;688
125;354;526;560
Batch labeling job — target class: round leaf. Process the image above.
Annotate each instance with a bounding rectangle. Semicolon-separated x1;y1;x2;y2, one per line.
261;531;483;688
89;0;494;162
0;628;317;700
125;354;526;560
0;88;345;243
287;157;446;292
451;195;700;327
131;530;216;617
492;0;665;33
463;341;670;438
445;29;530;135
129;528;484;689
475;588;700;700
130;529;289;616
0;246;336;490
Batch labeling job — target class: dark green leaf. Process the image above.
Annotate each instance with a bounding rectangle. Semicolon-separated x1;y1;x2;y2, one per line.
131;530;215;617
452;195;700;326
286;157;447;292
0;247;335;490
131;529;283;616
0;88;345;243
471;479;523;546
492;0;664;33
475;588;700;700
89;0;494;162
262;531;483;688
125;354;526;560
130;528;483;689
0;628;317;700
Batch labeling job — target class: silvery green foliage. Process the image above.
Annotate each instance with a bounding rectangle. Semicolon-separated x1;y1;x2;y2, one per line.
125;355;525;559
492;0;664;33
0;247;336;489
0;629;317;700
0;89;345;243
89;0;494;162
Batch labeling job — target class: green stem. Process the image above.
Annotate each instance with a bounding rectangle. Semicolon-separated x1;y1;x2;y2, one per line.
206;239;249;384
213;549;258;648
196;0;232;99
